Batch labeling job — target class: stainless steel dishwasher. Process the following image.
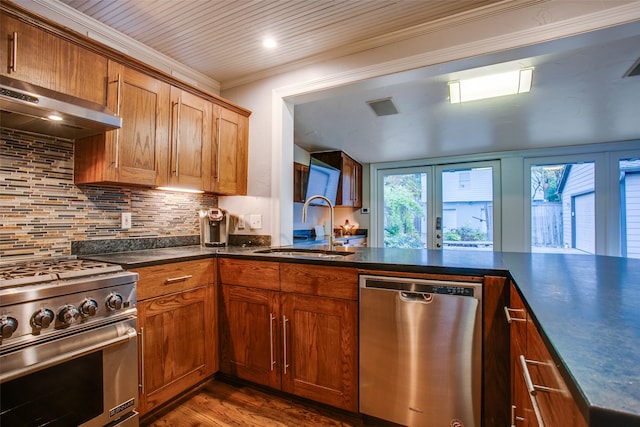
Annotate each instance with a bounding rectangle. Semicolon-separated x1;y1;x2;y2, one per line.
359;275;482;427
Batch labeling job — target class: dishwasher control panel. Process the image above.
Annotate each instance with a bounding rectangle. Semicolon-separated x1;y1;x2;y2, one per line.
360;275;480;299
428;285;475;297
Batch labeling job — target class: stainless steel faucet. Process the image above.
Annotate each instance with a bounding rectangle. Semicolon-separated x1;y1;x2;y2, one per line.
302;195;336;250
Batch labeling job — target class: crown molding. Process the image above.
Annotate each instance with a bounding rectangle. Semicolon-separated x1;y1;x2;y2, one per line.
273;1;640;99
14;0;221;94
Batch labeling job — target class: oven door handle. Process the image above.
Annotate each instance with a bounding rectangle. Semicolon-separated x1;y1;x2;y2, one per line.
0;327;137;383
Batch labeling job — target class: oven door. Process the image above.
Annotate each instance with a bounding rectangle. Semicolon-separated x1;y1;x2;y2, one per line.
0;317;138;427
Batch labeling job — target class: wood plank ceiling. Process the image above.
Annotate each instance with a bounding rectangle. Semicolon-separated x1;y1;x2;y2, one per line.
59;0;502;86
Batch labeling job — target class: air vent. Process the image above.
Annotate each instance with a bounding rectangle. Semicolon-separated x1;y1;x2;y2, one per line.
624;57;640;77
367;97;399;116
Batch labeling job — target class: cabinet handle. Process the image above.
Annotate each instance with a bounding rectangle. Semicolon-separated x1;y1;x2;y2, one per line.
519;355;562;394
138;327;145;395
10;32;17;72
174;98;182;176
165;275;192;284
269;313;276;371
282;315;289;375
519;354;566;427
215;116;221;181
114;73;122;168
504;306;526;323
511;404;525;427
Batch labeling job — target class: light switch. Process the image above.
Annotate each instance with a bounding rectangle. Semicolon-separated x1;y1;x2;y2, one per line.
249;214;262;229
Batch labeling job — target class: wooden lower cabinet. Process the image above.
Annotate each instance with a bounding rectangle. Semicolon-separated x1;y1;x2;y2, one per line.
507;282;587;427
220;284;281;389
134;260;216;416
280;293;357;410
218;258;358;412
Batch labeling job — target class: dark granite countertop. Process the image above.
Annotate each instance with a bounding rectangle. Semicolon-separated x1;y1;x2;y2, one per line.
81;245;640;425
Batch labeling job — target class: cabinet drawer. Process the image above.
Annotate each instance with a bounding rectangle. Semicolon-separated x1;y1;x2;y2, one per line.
134;259;214;301
218;258;280;290
280;263;358;300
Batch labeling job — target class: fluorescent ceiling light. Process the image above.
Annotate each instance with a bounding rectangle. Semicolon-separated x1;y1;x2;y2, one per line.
448;68;534;104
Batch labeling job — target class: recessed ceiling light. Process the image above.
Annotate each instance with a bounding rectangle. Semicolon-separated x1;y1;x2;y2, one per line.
263;38;277;49
48;113;63;121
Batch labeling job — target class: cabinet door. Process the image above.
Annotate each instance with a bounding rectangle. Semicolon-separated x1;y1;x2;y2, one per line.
137;285;216;415
280;293;358;411
351;159;362;207
168;88;212;190
293;162;309;203
75;62;170;186
525;318;587;427
211;106;248;195
1;13;107;105
219;285;281;389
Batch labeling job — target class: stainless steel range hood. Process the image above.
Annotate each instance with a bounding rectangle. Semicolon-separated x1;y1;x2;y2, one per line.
0;75;121;140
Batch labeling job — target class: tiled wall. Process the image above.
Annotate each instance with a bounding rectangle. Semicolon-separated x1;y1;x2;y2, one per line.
1;129;216;261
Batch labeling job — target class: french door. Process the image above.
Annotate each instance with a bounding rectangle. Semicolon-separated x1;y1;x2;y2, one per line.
376;161;500;250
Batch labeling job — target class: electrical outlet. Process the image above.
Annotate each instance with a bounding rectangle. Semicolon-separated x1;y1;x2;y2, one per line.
121;212;131;229
249;214;262;230
238;215;246;229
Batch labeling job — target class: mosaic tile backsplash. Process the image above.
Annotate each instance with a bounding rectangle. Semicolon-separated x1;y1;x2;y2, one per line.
1;129;216;261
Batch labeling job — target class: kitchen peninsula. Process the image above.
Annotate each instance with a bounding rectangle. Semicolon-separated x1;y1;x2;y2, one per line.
80;244;640;427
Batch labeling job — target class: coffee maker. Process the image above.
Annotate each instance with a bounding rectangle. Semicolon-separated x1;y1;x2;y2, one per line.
200;208;229;247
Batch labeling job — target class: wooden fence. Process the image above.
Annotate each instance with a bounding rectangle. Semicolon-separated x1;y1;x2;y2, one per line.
531;202;563;247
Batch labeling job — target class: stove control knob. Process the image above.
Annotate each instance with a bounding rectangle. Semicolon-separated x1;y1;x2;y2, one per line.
58;305;80;325
0;316;18;338
79;298;99;317
33;308;55;329
106;293;123;311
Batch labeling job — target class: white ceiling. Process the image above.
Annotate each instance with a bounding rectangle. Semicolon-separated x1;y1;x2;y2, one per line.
293;23;640;163
57;0;640;164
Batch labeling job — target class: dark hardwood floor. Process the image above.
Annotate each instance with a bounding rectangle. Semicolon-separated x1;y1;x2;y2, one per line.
140;379;367;427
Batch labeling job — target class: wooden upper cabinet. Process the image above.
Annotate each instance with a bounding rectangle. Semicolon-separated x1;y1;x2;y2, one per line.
209;105;249;195
75;62;170;187
1;13;107;105
293;162;309;203
311;151;362;207
167;87;212;190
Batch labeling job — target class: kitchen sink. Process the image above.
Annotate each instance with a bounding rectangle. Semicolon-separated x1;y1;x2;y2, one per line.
253;248;355;259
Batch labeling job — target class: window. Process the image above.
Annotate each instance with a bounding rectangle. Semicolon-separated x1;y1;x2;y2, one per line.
530;162;595;254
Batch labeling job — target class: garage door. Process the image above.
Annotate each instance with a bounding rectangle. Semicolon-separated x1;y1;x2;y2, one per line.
573;192;595;253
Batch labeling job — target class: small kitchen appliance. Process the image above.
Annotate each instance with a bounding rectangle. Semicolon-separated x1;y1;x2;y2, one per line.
200;208;229;247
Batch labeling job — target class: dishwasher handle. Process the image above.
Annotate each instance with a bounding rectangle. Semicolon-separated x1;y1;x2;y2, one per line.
399;292;433;303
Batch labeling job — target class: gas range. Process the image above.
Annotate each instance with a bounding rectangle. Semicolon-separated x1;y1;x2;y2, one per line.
0;256;138;351
0;256;139;426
